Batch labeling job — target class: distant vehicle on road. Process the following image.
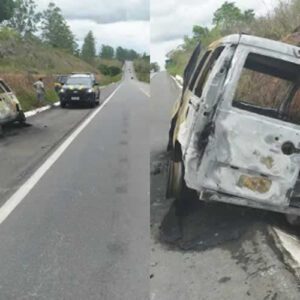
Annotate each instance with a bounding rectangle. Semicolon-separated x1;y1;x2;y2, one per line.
0;78;26;127
54;75;69;93
167;34;300;224
59;73;100;108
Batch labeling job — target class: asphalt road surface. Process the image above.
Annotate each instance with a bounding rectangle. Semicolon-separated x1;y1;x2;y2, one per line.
150;72;300;300
0;62;149;299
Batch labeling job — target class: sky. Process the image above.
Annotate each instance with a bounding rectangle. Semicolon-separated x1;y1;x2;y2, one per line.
37;0;150;54
151;0;281;69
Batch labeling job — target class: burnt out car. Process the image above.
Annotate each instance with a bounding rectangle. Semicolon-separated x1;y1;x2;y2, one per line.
167;34;300;223
59;73;100;108
0;78;26;128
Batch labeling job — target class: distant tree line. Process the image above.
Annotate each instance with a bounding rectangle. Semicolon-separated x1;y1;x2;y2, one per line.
0;0;145;68
166;1;257;72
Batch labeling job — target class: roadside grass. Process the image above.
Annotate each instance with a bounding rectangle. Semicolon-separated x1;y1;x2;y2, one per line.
0;30;123;111
100;73;123;86
96;58;123;85
96;58;123;69
134;58;150;83
0;73;59;111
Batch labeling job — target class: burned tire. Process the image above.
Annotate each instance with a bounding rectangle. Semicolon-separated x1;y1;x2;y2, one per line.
168;159;197;216
18;111;26;124
166;160;175;199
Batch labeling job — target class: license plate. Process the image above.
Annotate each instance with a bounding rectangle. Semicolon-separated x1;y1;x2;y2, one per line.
71;96;80;100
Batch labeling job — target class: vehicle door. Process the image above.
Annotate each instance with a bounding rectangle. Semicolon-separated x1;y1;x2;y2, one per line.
0;81;16;123
196;45;300;207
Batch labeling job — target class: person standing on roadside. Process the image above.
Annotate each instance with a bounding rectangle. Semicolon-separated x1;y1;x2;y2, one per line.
33;78;45;108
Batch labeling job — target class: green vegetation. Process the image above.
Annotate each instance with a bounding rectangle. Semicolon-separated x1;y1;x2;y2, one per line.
100;45;114;59
116;47;139;62
81;31;96;63
166;0;300;76
41;2;76;54
0;0;15;23
0;0;149;110
134;55;150;83
150;62;160;72
8;0;41;37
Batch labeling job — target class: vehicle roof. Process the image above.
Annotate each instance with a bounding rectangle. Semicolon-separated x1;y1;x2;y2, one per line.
68;74;92;78
208;34;300;60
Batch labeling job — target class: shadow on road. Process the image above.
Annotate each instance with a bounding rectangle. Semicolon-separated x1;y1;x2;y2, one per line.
151;150;300;253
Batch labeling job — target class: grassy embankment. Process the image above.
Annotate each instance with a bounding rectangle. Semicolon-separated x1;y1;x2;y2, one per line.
134;56;150;83
166;0;300;76
96;58;123;85
0;28;122;111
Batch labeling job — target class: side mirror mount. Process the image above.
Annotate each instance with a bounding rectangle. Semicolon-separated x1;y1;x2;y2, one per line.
94;82;99;86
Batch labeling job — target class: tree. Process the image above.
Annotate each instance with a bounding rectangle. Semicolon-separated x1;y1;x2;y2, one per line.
213;2;255;32
150;62;160;72
116;46;126;61
0;0;15;23
8;0;41;36
41;2;76;53
192;25;209;39
116;46;139;61
243;9;255;23
100;45;114;59
81;31;96;62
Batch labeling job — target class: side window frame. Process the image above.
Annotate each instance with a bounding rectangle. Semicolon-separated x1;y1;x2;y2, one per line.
182;42;201;93
194;46;225;98
188;50;211;92
0;80;11;93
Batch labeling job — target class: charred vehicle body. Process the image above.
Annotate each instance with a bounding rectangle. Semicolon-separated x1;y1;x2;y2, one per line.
59;73;100;108
0;78;26;128
167;34;300;221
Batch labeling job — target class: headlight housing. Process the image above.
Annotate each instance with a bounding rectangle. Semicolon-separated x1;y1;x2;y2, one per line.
87;88;93;93
60;88;65;93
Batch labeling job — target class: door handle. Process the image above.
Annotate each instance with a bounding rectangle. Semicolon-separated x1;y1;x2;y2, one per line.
281;141;300;155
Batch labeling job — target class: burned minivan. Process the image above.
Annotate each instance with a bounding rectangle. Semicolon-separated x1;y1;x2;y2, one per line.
167;34;300;224
0;78;25;129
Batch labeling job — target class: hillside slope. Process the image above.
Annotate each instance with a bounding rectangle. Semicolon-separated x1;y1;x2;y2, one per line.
0;31;121;111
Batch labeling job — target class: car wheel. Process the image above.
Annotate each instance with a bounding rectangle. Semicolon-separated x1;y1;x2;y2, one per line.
60;101;66;108
285;214;300;226
18;111;26;124
172;160;197;216
166;159;175;199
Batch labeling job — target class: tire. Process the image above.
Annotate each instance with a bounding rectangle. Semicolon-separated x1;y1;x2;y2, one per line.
285;214;300;226
167;159;197;216
60;101;66;108
17;111;26;124
166;160;175;199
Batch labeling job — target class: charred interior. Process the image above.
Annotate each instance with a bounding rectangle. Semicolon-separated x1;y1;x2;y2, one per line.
233;52;300;124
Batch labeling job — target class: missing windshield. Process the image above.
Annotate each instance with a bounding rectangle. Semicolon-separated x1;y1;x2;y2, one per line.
233;52;300;124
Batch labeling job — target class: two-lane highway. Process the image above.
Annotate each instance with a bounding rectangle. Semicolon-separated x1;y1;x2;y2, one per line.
150;72;300;300
0;62;149;299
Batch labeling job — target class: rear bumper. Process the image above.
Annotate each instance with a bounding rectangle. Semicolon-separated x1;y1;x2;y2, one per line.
199;189;300;216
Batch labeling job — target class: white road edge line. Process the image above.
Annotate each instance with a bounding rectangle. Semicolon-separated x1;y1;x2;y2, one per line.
0;83;123;225
171;75;183;90
139;87;150;98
